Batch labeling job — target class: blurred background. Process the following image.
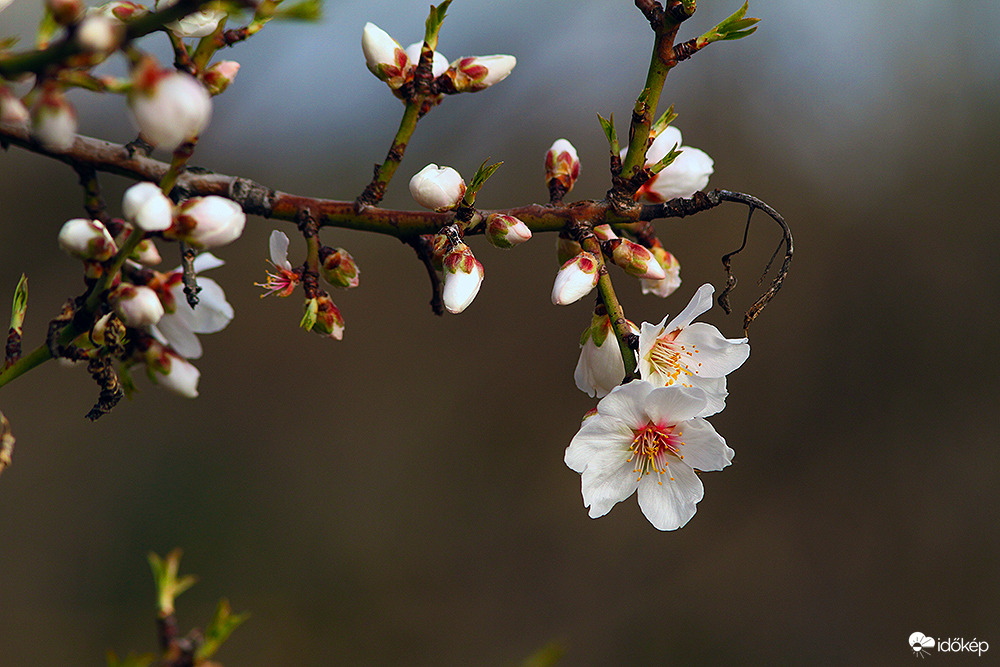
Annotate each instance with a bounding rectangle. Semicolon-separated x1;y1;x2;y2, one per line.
1;0;999;664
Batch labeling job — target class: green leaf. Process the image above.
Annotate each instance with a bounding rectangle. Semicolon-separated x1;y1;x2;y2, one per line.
698;2;760;45
10;274;27;331
423;0;453;51
105;650;155;667
648;144;683;175
196;598;250;660
597;113;620;156
463;159;503;206
148;549;197;616
521;641;566;667
273;0;322;21
649;105;677;140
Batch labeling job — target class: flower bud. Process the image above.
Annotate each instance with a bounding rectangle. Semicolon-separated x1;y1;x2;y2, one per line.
128;57;212;150
304;294;344;340
58;218;117;260
635;126;714;202
551;252;600;305
145;341;200;398
90;312;126;348
0;87;29;124
610;239;666;280
409;164;466;211
90;1;147;22
110;284;164;327
405;42;448;77
641;246;681;297
545;138;580;200
556;235;583;265
31;87;76;152
132;238;162;266
76;15;122;53
484;213;531;249
444;54;515;92
442;244;484;314
319;246;360;289
46;0;84;25
363;23;411;89
167;7;225;38
592;224;618;242
429;233;450;270
575;312;640;398
171;196;246;248
202;60;240;96
122;181;173;232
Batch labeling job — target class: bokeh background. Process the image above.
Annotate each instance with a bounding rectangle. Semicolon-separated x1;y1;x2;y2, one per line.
2;1;999;664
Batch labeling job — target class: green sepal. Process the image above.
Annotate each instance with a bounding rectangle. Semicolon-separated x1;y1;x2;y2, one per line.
597;113;620;156
300;297;318;331
649;104;677;139
423;0;452;51
195;598;250;660
590;312;612;347
10;274;27;332
273;0;322;21
148;549;197;616
648;144;683;175
463;159;503;207
36;10;60;49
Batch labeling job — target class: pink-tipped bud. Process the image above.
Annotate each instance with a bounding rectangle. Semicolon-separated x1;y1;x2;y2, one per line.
641;246;682;297
305;293;344;340
58;218;117;260
90;1;147;22
485;213;531;249
171;196;246;248
76;15;122;53
145;341;199;397
203;60;240;96
551;252;600;305
442;243;484;314
122;181;172;232
128;56;211;150
363;23;411;89
592;224;618;242
545;138;580;201
409;164;466;211
46;0;84;25
110;284;164;327
611;239;666;280
0;87;29;124
444;54;515;93
31;86;77;152
319;246;360;289
556;235;582;265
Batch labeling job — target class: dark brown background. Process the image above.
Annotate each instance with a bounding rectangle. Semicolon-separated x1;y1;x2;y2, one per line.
1;1;998;664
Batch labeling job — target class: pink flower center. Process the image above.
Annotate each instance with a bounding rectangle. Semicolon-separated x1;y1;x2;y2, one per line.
645;329;700;386
628;422;684;483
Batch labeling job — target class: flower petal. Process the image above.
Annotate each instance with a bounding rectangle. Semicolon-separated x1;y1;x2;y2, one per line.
191;252;225;273
596;381;655;428
565;414;633;473
169;277;233;334
677;322;749;377
642;385;709;427
673;417;733;472
580;448;640;518
664;283;714;331
269;230;291;270
636;462;703;530
151;316;203;359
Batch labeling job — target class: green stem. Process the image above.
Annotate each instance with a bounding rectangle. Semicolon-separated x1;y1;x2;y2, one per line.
0;344;52;389
580;236;636;377
619;28;679;180
358;101;422;205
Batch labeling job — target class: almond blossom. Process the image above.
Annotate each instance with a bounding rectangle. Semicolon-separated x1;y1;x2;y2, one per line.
637;283;749;416
574;312;638;398
150;253;233;360
565;381;733;531
257;230;301;297
630;125;714;203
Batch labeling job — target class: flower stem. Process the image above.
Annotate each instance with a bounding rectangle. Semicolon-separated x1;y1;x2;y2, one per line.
357;100;422;206
0;344;52;389
580;236;637;377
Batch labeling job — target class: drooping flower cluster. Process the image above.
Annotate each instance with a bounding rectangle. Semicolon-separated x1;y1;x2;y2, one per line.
566;284;749;530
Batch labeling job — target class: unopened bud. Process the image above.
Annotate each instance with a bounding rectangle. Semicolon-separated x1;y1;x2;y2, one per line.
122;181;173;232
76;15;122;53
171;196;246;248
0;87;29;124
551;252;600;305
145;341;199;397
641;246;682;297
303;293;344;340
110;284;164;327
58;218;117;260
442;243;484;314
319;246;360;289
545;138;580;201
202;60;240;95
592;224;618;242
409;164;466;211
167;6;225;38
31;87;77;152
90;312;126;348
128;56;212;150
90;1;147;22
363;23;411;89
444;54;515;93
634;126;714;202
485;213;531;249
611;239;666;280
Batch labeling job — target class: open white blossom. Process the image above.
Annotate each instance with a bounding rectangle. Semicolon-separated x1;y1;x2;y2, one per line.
637;283;749;416
628;126;714;202
565;381;733;531
151;253;233;359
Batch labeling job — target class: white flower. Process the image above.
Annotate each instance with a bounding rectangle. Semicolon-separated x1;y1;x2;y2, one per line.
641;246;681;298
441;244;483;314
151;253;233;359
637;283;749;416
405;42;448;77
551;252;600;305
575;314;639;398
0;0;14;14
634;126;714;202
409;164;466;211
110;284;165;327
145;341;200;397
58;218;117;260
565;381;733;531
128;60;212;150
171;196;245;248
122;181;173;232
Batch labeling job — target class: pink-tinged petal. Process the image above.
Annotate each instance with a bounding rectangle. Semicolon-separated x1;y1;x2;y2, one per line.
269;230;291;269
642;385;709;427
636;462;703;530
664;283;714;331
673;417;733;472
565;415;634;473
676;321;750;377
580;449;640;518
151;317;203;359
596;381;656;428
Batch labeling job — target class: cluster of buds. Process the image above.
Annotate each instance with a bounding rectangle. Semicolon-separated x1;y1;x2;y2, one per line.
362;23;516;99
120;182;246;248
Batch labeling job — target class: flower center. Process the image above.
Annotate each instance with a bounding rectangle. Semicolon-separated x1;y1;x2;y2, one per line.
645;329;700;386
628;422;684;483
